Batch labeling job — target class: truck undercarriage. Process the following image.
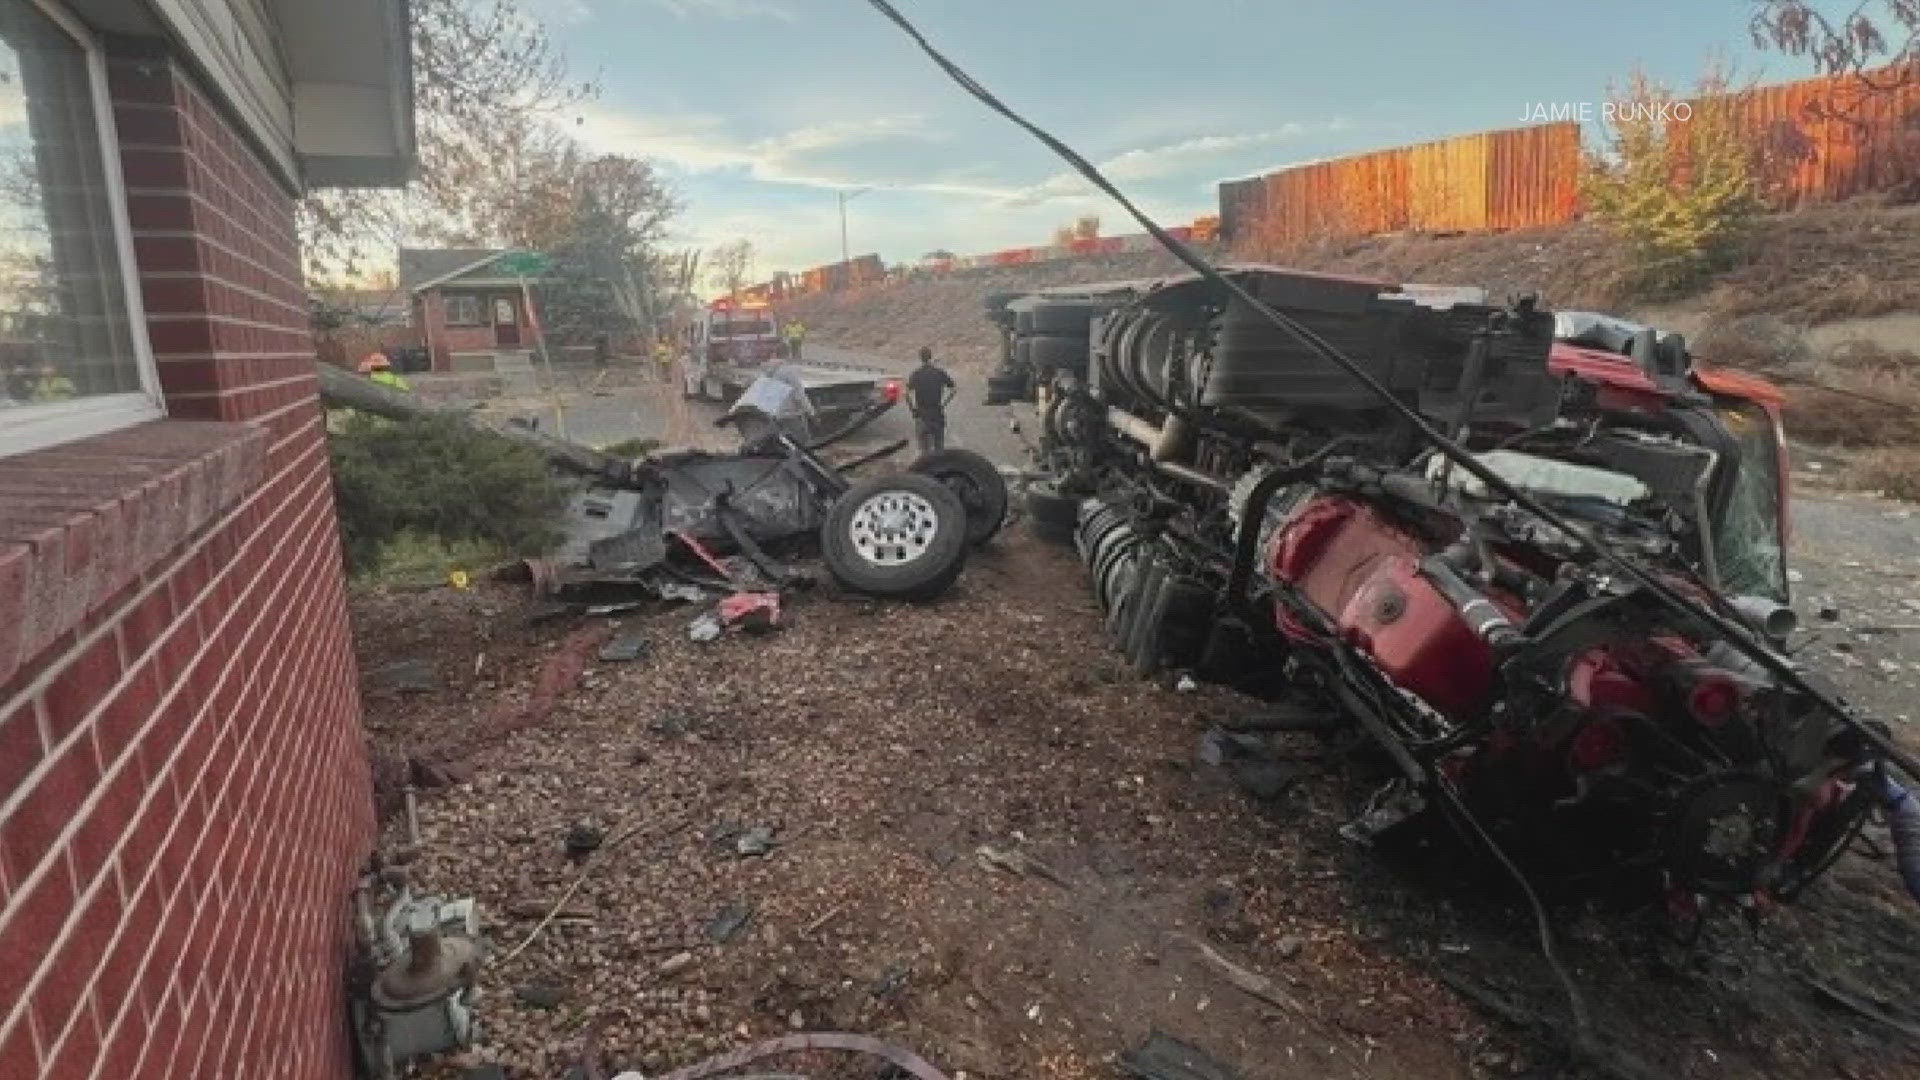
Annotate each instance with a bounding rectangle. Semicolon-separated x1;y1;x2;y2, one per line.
990;266;1891;911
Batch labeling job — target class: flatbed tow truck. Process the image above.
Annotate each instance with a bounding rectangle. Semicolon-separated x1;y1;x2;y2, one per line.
681;297;900;423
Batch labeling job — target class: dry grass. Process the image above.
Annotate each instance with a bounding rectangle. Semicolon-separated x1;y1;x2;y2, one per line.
1853;447;1920;500
1701;201;1920;324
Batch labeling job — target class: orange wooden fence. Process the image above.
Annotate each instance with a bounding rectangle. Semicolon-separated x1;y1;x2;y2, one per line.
1223;122;1582;253
1714;69;1920;205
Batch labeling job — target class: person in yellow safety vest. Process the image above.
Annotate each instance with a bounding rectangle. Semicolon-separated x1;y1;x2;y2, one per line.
783;319;805;360
652;337;675;378
30;364;76;402
359;352;410;391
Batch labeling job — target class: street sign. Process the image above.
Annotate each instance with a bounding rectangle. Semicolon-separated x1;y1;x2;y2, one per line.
495;251;551;277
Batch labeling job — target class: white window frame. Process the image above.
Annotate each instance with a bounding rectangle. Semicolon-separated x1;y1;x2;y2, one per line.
443;293;483;327
0;0;164;458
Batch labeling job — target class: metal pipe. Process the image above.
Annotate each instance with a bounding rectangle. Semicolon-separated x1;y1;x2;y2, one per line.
1154;460;1230;492
1152;414;1194;463
1107;406;1161;447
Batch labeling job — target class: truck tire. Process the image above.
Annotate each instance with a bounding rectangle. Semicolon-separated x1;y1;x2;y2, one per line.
908;449;1009;545
1021;478;1082;530
1024;335;1089;371
1028;301;1106;336
822;473;970;600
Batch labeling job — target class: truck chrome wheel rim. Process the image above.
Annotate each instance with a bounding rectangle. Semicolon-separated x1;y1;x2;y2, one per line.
849;491;938;565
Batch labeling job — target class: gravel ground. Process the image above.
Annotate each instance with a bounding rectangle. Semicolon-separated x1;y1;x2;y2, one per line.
358;363;1920;1080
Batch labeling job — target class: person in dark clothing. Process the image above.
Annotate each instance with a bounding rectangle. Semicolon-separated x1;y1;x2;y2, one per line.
905;346;955;454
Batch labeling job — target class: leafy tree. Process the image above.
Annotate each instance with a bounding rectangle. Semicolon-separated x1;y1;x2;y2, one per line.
1582;69;1777;298
1073;215;1101;241
495;148;680;345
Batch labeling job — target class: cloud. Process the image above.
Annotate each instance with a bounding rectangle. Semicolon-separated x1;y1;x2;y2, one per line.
646;0;797;21
1007;121;1351;206
572;104;1024;198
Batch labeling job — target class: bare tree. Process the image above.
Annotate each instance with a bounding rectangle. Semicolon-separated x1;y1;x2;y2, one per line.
1751;2;1920;89
300;0;597;278
1748;2;1920;133
708;240;755;299
1073;215;1101;241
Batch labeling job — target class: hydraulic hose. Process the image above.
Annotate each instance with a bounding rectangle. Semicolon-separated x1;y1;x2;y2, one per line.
1883;777;1920;904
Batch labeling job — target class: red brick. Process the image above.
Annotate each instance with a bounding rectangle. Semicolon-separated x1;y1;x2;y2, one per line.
0;699;45;830
111;103;184;147
26;867;117;1049
125;191;197;231
138;990;186;1080
96;1008;146;1079
0;1010;39;1077
131;236;205;278
43;998;102;1079
0;855;75;1018
42;627;124;743
0;731;103;887
67;756;147;891
119;146;190;188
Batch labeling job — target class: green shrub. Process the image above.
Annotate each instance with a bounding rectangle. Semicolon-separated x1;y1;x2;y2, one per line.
328;413;569;575
1582;69;1774;299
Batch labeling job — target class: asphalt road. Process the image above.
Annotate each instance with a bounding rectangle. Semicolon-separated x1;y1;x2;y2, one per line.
484;346;1036;468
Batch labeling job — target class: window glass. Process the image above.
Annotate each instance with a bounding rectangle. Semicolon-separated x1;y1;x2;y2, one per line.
0;0;140;409
1713;402;1788;603
445;295;482;325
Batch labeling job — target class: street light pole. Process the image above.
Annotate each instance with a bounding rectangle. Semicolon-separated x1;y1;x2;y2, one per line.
837;187;871;266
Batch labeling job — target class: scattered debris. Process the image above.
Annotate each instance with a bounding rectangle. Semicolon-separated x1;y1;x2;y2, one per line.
801;903;847;936
649;1032;951;1080
1802;972;1920;1040
1119;1031;1243;1080
565;822;606;860
409;756;475;790
1186;936;1301;1013
585;601;645;617
1198;727;1313;801
691;593;784;642
686;613;723;643
734;825;778;858
657;951;697;978
597;632;652;663
975;844;1068;887
1276;933;1305;960
366;658;442;694
514;983;571;1010
718;591;782;632
705;902;755;944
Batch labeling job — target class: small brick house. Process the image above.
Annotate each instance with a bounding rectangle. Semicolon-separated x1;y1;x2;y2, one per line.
0;0;412;1077
401;247;551;372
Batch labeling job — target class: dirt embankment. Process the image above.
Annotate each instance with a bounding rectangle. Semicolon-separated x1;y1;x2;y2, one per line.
786;201;1920;496
783;201;1920;370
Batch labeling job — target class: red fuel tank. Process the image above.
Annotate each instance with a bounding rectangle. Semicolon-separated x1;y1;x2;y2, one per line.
1268;495;1495;719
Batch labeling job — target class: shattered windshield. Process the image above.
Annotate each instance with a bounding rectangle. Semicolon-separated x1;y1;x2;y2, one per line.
1713;402;1788;602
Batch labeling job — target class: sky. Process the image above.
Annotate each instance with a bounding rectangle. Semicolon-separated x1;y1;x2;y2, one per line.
528;0;1826;278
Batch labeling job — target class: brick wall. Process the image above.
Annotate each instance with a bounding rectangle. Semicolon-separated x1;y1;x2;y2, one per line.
0;43;372;1080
